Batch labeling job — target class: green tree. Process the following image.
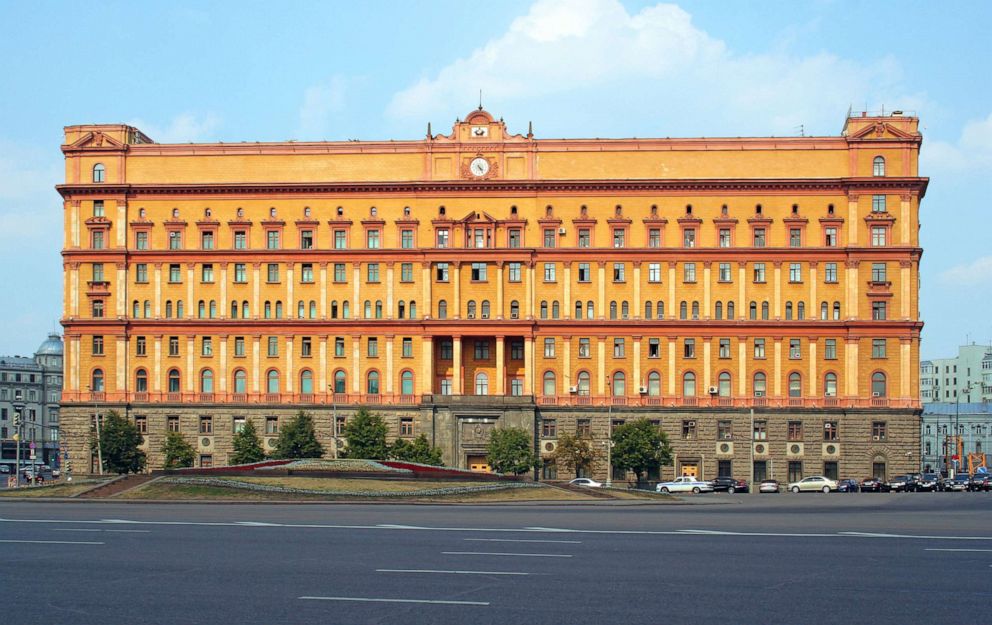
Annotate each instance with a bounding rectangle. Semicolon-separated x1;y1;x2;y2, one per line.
342;408;388;460
99;410;146;474
273;411;325;459
389;433;444;466
611;418;673;484
161;431;195;469
486;427;537;475
550;432;598;478
230;419;265;465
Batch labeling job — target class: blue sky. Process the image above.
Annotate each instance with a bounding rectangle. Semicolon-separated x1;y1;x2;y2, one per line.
0;0;989;359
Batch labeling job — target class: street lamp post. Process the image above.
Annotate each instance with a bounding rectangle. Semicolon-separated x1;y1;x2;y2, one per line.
328;385;338;459
87;385;103;475
12;391;24;487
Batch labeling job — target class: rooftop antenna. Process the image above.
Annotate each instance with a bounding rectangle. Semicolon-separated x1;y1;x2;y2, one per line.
795;124;805;137
478;89;483;111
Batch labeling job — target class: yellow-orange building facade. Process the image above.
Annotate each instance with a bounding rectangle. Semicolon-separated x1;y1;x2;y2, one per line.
59;108;926;482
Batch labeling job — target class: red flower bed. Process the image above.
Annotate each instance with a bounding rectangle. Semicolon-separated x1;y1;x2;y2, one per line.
379;460;514;481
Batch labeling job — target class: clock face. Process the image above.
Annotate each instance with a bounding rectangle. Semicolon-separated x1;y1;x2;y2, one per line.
470;157;490;177
471;126;488;137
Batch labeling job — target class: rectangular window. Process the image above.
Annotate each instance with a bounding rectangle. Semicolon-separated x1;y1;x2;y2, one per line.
872;301;887;320
871;262;887;283
168;336;179;356
436;229;449;248
234;263;247;283
825;227;837;247
648;263;661;283
167;416;180;433
201;337;213;356
366;230;380;249
367;338;378;357
508;262;521;282
198;264;213;283
683;338;695;358
508;229;521;248
648;228;661;248
169;230;182;250
267;263;279;283
234;231;247;249
233;417;246;433
789;263;802;283
825;339;837;360
683;263;696;283
473;228;486;249
648;338;660;358
542;419;557;438
510;379;524;396
544;338;555;358
91;230;104;249
613;263;625;282
719;228;731;248
135;231;148;250
682;420;696;440
578;338;591;358
577;263;590;282
199;416;213;434
576;419;591;438
718;263;731;282
267;336;278;357
510;340;524;360
871;227;887;247
790;339;801;359
400;229;414;249
439;340;453;360
92;335;104;355
753;420;767;441
367;263;379;283
872;421;887;441
825;262;838;283
300;230;313;249
613;338;625;358
823;421;839;441
578;228;590;248
789;228;802;248
301;337;312;358
682;229;695;248
753;263;765;283
754;338;765;359
787;421;803;441
872;338;887;358
93;200;105;217
134;415;147;434
471;262;487;281
719;338;730;358
436;263;449;282
335;337;345;357
136;336;147;356
753;228;766;247
544;263;556;282
334;230;347;249
135;263;148;283
333;263;346;282
400;263;413;282
872;194;886;213
266;230;280;250
717;420;733;440
265;417;278;434
201;231;215;250
234;337;245;357
168;264;180;283
544;229;556;248
402;338;413;358
400;418;414;437
474;340;490;360
613;228;626;248
788;461;803;483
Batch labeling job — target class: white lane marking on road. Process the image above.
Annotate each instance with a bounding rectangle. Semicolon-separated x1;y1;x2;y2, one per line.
442;551;573;558
299;596;489;606
839;531;992;541
464;538;582;544
0;539;104;545
236;521;280;526
925;548;992;552
377;569;533;576
52;528;103;532
679;529;839;537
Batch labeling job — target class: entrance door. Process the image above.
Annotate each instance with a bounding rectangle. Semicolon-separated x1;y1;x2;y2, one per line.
680;463;699;478
467;455;491;473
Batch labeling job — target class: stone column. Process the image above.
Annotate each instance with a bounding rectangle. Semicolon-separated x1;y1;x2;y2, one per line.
153;336;162;392
186;264;195;319
596;337;606;395
318;337;327;394
352;336;361;393
386;263;394;319
632;262;641;319
286;337;294;393
667;262;677;321
452;336;463;394
632;336;642;390
421;262;432;318
563;262;571;319
496;336;505;395
737;262;746;320
847;194;859;246
738;339;747;395
286;263;295;316
220;264;229;318
524;336;534;395
773;261;782;320
702;262;711;319
319;262;328;319
219;337;228;393
186;337;195;392
773;338;782;397
667;338;676;395
385;336;394;393
702;337;712;392
252;337;261;393
808;341;818;396
597;262;606;319
453;262;461;318
496;262;505;319
352;263;361;320
422;336;433;395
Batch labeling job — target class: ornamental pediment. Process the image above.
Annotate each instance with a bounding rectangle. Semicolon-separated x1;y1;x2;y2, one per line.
848;121;916;140
67;131;126;150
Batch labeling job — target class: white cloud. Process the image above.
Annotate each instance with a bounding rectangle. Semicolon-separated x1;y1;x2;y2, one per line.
387;0;922;137
128;112;220;143
298;76;348;139
939;255;992;287
922;112;992;172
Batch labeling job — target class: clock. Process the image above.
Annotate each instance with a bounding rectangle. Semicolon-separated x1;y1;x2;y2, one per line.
469;157;490;177
471;126;489;137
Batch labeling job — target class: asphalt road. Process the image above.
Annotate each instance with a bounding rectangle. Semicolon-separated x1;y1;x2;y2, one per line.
2;494;991;625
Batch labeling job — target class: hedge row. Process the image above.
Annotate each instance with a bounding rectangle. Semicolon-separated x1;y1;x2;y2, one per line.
161;476;542;498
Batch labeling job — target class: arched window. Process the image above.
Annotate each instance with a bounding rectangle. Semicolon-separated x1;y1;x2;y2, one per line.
620;301;628;319
727;301;735;320
715;301;723;320
341;301;349;319
833;302;841;320
300;370;313;394
609;301;617;320
91;369;105;392
135;369;148;392
788;372;802;398
482;300;492;318
512;300;521;319
680;301;688;320
266;370;280;394
647;371;661;396
231;301;238;319
753;372;766;396
644;301;652;319
468;300;478;318
785;302;793;320
761;301;769;320
718;372;731;397
824;372;838;397
233;370;247;393
198;300;206;319
873;156;885;177
375;300;383;319
682;372;696;397
397;300;406;319
209;300;217;318
309;301;316;319
275;301;283;318
587;301;595;319
243;301;250;319
612;371;626;396
367;371;380;394
329;301;338;319
364;300;372;319
543;371;556;396
165;301;173;318
475;372;489;395
552;301;560;319
821;301;828;320
409;301;417;319
691;301;699;319
144;301;151;318
797;301;805;320
438;300;447;319
401;370;414;395
132;300;140;318
92;163;105;183
576;371;591;396
333;370;346;394
749;301;757;320
540;301;548;319
176;301;184;318
871;372;887;397
574;301;583;319
656;300;664;319
200;369;214;393
298;301;305;319
167;369;181;393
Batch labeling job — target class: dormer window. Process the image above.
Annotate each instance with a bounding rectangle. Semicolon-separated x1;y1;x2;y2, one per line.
92;163;105;183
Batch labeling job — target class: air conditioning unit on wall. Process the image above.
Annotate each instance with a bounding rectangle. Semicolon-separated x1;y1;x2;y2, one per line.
569;386;578;394
638;386;648;394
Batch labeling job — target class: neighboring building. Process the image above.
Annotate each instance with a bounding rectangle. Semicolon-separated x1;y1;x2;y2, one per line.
0;333;64;469
58;109;926;482
920;343;992;403
921;402;992;475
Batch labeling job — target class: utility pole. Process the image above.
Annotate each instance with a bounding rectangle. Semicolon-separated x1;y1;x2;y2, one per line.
749;407;755;494
13;391;24;487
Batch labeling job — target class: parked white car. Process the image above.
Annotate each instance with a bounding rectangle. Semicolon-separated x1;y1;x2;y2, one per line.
655;476;715;494
788;476;838;493
568;478;603;488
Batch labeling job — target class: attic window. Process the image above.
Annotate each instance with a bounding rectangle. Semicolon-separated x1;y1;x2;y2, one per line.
204;208;212;218
304;207;311;217
92;163;105;183
756;204;763;215
172;208;179;218
139;208;146;218
615;204;622;217
370;206;377;217
650;204;658;217
510;205;517;215
336;206;343;217
403;206;411;217
792;204;799;214
721;204;728;216
439;206;446;216
269;207;277;218
545;205;553;218
828;204;835;215
236;207;244;218
580;204;588;217
685;204;692;215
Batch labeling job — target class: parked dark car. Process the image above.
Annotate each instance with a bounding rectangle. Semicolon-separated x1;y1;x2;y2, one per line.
710;476;749;494
887;474;917;492
916;473;940;492
837;479;860;493
942;475;970;492
968;474;990;492
860;478;891;492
